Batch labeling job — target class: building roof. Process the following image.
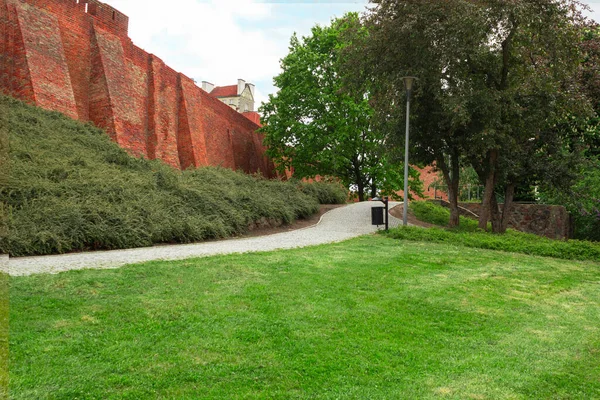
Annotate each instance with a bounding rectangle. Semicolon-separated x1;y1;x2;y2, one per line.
242;111;261;126
210;85;238;98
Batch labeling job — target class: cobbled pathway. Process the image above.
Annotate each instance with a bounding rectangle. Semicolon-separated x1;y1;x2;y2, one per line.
7;201;404;276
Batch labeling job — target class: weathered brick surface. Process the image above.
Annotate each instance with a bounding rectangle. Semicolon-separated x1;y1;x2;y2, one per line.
89;24;116;140
148;59;180;168
15;1;78;119
0;2;35;103
394;165;448;201
179;75;208;169
58;4;92;120
0;0;274;176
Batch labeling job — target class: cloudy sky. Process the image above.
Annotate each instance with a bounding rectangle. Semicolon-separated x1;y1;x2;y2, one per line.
101;0;600;111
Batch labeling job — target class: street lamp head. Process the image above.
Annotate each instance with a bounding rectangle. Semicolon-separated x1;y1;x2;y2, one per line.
402;76;417;91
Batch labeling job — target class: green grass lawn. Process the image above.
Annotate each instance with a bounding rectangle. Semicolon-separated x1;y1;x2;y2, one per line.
10;235;600;399
0;272;6;400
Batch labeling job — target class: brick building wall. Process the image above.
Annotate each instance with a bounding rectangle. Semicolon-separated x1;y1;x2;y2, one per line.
394;165;448;201
0;0;275;176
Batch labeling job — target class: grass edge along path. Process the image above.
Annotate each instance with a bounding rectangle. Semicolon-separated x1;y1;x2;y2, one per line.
9;235;600;399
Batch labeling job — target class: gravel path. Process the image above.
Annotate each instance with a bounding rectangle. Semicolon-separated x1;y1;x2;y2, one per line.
8;201;404;276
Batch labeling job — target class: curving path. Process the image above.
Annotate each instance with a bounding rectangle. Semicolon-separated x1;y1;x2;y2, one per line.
7;201;405;276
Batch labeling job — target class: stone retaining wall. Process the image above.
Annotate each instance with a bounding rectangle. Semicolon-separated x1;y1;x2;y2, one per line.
431;200;571;239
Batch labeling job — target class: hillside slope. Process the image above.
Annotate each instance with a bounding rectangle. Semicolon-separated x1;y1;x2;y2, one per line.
0;97;345;257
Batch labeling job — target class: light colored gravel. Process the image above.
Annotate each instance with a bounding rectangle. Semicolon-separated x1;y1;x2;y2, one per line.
8;201;405;276
0;256;7;275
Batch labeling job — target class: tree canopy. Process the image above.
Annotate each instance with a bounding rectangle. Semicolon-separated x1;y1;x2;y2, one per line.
347;0;592;231
260;14;422;201
538;23;600;240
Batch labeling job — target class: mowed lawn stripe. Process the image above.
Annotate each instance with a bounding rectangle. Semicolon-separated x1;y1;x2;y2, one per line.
9;235;600;399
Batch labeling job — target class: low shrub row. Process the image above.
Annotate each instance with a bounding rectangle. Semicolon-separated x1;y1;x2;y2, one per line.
384;226;600;262
1;97;345;257
385;201;600;262
298;180;348;205
410;200;480;231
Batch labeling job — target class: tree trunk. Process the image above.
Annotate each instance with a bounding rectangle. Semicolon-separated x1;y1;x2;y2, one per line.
357;181;365;202
370;184;377;199
478;150;498;230
447;184;460;228
496;183;516;233
353;158;365;202
489;192;501;232
437;153;460;228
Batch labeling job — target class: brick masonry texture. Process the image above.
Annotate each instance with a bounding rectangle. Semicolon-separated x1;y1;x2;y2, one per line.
0;0;275;176
394;166;449;202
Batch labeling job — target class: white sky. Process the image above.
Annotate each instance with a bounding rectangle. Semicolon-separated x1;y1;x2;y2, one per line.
101;0;600;111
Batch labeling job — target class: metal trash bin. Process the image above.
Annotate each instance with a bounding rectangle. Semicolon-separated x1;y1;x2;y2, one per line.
371;206;385;226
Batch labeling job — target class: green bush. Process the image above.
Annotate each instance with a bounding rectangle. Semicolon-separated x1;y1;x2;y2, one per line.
538;157;600;242
0;96;322;256
299;181;348;204
395;200;600;261
410;200;480;231
384;226;600;262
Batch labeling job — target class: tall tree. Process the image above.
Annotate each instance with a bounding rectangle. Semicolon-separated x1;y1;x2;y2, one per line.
260;14;421;201
461;0;590;232
538;23;600;241
349;0;590;231
344;1;488;226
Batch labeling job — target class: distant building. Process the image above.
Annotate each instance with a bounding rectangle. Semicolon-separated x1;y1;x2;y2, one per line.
202;79;255;113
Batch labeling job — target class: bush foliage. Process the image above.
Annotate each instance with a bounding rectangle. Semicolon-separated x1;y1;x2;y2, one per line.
1;97;344;256
298;180;349;205
386;201;600;262
385;226;600;262
410;200;480;231
539;157;600;242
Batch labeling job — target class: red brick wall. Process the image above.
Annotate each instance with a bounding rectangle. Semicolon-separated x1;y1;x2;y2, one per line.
394;165;448;201
16;2;78;119
415;165;448;200
0;2;35;104
58;3;92;120
0;0;274;176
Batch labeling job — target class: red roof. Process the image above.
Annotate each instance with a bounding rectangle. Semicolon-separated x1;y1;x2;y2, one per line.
242;111;261;126
210;85;238;97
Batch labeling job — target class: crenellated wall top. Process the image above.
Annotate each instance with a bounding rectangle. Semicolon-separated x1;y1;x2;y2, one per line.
15;0;129;36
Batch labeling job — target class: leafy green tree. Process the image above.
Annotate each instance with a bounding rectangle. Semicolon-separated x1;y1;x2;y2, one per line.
349;0;590;231
538;23;600;241
540;157;600;241
461;0;590;232
344;0;493;226
260;14;421;201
